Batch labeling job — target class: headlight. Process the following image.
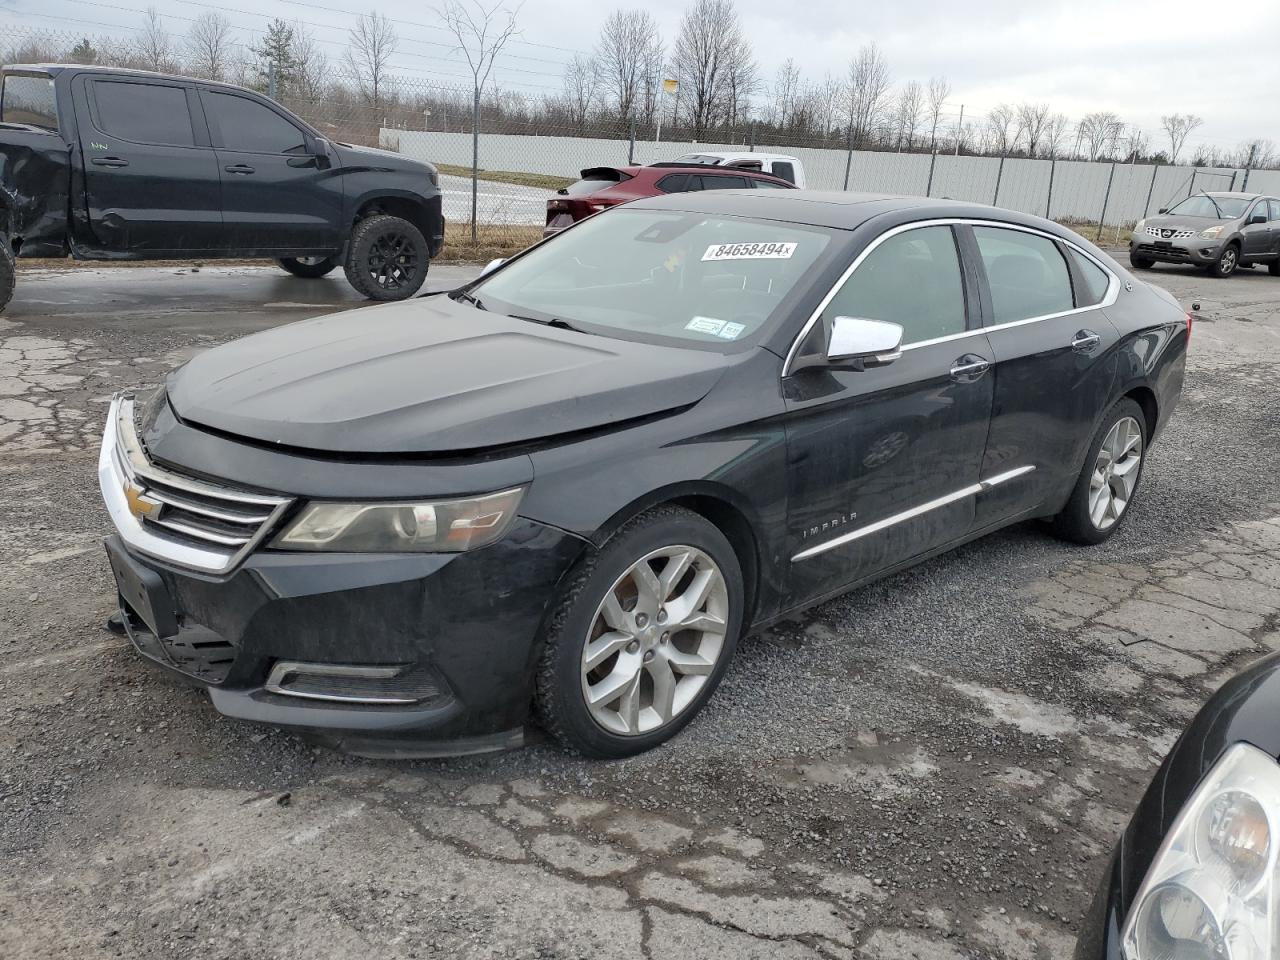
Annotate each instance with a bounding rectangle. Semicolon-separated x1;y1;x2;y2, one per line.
1200;225;1228;239
1123;743;1280;959
272;488;524;553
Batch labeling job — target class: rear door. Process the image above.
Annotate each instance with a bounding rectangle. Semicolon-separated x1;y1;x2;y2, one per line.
77;75;222;253
966;223;1120;527
782;223;994;605
199;88;343;253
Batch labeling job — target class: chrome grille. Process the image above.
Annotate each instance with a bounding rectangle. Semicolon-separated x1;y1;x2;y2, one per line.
1146;226;1194;239
100;395;294;574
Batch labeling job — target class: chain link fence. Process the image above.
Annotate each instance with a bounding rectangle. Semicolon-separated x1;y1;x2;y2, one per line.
5;23;1279;259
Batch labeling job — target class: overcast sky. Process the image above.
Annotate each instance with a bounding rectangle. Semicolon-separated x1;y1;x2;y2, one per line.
6;0;1277;149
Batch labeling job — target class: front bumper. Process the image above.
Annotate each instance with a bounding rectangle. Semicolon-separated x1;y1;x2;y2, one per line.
1129;234;1224;265
98;397;591;755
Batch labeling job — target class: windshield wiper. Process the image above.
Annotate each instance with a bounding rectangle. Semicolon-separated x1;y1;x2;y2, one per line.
1198;191;1223;218
510;314;583;333
453;290;486;310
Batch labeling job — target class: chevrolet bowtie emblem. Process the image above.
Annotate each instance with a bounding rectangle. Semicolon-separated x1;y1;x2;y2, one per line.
124;482;163;521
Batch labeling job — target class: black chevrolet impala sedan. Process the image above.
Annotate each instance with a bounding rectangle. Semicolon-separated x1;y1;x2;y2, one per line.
98;192;1188;757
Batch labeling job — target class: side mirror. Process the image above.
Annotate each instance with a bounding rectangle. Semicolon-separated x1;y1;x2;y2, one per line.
1249;214;1267;225
826;316;904;369
480;258;506;277
1157;207;1168;214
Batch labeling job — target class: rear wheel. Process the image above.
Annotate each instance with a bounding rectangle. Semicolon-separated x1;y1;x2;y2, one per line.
1209;244;1239;278
343;214;429;301
535;506;744;758
0;243;12;313
277;255;338;279
1050;398;1147;545
1129;252;1155;270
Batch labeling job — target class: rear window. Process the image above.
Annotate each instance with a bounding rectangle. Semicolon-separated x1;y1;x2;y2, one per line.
699;175;749;190
1068;248;1111;306
1;74;57;131
94;80;194;146
562;171;630;196
771;161;796;184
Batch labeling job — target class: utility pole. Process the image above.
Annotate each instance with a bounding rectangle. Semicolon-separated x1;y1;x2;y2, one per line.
953;104;964;156
1242;142;1258;192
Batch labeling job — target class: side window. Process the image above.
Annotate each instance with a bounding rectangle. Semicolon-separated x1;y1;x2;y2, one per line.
93;81;194;146
972;226;1074;324
752;180;791;190
823;225;967;346
1270;200;1280;222
699;175;749;190
204;92;307;154
1067;248;1111;307
771;161;796;184
655;173;689;193
1;75;58;131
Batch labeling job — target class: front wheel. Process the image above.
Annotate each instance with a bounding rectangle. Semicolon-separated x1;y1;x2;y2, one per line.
1209;244;1239;278
535;506;744;758
277;255;338;279
343;214;429;301
1050;398;1147;545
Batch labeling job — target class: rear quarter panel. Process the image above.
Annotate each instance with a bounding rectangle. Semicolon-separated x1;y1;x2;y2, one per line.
1104;277;1188;442
0;126;71;256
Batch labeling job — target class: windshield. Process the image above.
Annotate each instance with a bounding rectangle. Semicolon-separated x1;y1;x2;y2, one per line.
1166;195;1251;220
0;74;57;131
471;208;835;348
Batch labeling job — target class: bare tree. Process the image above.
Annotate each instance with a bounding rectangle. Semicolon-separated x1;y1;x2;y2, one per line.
291;22;329;103
1079;111;1122;161
769;58;801;128
721;32;757;130
842;42;891;148
812;72;841;138
594;10;662;124
561;53;596;134
985;103;1016;155
1123;124;1149;162
1015;101;1050;157
1235;138;1276;169
1161;113;1203;164
925;75;950;150
669;0;747;137
345;12;398;112
137;7;172;72
1044;112;1071;159
438;0;521;99
893;80;923;150
186;11;233;81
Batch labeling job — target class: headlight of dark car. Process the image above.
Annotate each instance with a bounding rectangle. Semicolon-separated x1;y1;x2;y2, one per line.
1122;743;1279;959
272;488;524;553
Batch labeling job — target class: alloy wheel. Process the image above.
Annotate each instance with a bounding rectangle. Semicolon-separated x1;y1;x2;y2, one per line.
580;546;729;736
1088;415;1143;530
1219;248;1238;276
367;231;420;290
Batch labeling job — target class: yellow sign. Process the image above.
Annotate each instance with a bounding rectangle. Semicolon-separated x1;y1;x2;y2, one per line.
661;79;678;95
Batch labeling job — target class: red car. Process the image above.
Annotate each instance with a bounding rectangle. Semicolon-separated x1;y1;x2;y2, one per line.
544;165;796;236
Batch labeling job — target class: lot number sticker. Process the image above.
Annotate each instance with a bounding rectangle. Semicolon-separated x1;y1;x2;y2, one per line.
702;242;797;261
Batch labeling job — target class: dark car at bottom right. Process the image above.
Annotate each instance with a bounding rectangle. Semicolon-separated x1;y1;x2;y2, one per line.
1076;651;1280;960
1129;192;1280;278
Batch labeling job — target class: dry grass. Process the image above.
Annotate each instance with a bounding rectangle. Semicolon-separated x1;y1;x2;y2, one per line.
435;163;574;193
440;223;543;262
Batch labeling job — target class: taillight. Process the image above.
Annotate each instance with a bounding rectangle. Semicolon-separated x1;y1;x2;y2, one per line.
1185;311;1193;344
547;199;567;212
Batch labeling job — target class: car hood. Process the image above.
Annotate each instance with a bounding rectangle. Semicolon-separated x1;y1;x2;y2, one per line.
167;296;728;455
332;141;436;178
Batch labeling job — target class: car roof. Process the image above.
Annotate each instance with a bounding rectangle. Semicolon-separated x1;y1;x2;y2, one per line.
587;165;793;185
673;150;799;162
4;63;254;94
1199;191;1263;200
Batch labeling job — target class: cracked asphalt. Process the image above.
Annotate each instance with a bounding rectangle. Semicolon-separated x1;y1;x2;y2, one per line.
1;258;1278;959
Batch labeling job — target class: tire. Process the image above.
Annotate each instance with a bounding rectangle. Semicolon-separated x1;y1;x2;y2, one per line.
0;243;13;314
534;505;745;758
277;255;339;279
1209;243;1239;278
343;214;429;301
1050;398;1147;545
1128;252;1154;270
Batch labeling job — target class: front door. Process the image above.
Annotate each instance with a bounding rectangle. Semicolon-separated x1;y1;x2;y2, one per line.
198;88;344;254
967;224;1120;527
77;76;222;254
782;224;995;606
1241;200;1274;259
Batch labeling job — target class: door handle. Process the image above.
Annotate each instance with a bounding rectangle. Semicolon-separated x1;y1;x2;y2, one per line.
1071;330;1101;352
949;355;991;382
224;164;256;175
90;157;129;167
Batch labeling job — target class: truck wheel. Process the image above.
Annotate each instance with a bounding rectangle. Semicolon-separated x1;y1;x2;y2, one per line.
0;244;13;314
343;215;429;301
277;256;338;279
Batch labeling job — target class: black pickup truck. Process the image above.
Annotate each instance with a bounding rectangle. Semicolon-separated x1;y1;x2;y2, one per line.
0;64;445;311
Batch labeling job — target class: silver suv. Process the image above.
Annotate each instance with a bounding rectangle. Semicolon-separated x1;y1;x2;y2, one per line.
1129;191;1280;278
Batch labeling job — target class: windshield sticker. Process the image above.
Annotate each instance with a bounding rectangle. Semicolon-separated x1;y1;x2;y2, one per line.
717;322;746;340
686;316;726;335
702;242;797;261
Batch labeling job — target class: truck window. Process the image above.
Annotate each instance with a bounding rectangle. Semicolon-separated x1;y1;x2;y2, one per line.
1;75;58;131
205;92;307;154
771;161;796;184
94;81;195;146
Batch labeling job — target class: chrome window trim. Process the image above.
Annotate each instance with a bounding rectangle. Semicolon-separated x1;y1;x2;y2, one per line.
98;395;293;575
791;465;1036;562
782;218;1121;375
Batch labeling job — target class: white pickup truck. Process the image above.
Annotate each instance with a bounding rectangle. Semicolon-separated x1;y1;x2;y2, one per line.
650;151;807;188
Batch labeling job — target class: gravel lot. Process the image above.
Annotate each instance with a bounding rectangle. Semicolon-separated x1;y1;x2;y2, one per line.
2;257;1278;959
